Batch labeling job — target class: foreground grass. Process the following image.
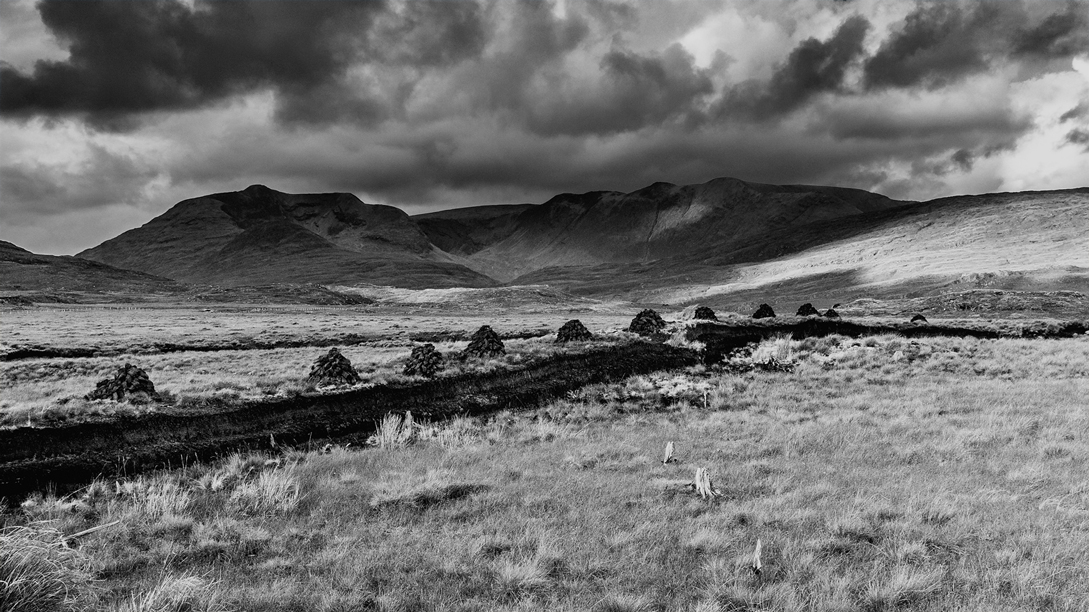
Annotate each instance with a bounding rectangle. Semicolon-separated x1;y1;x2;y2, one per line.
4;335;1087;611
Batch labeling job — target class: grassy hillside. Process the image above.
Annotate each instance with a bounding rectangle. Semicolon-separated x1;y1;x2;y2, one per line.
512;189;1089;305
77;185;495;289
420;178;908;283
0;240;183;296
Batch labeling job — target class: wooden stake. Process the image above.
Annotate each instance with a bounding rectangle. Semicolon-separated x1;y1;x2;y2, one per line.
752;538;763;576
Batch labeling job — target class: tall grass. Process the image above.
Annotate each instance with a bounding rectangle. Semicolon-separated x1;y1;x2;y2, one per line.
3;335;1086;610
0;525;98;612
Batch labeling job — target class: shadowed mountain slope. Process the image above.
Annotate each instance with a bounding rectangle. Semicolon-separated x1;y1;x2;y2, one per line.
505;188;1088;304
78;185;495;288
0;240;182;294
414;178;912;282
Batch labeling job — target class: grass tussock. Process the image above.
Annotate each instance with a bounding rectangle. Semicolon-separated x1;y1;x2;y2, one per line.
0;525;99;612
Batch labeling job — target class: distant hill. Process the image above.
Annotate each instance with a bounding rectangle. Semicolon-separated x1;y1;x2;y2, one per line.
0;240;182;294
644;188;1089;305
487;188;1089;305
414;177;912;282
78;185;496;288
60;179;1088;304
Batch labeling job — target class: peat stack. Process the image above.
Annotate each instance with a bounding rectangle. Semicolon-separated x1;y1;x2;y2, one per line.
752;304;776;319
822;308;840;319
796;303;820;317
628;309;666;336
86;364;160;402
464;325;505;358
692;306;718;321
403;343;444;377
556;319;593;343
307;348;362;387
911;314;928;323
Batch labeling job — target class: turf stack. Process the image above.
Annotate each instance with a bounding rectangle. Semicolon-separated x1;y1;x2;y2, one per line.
752;304;776;318
796;303;820;316
403;343;444;377
628;309;666;336
692;306;717;321
86;364;161;401
463;325;505;358
556;319;593;343
306;347;362;387
822;308;841;319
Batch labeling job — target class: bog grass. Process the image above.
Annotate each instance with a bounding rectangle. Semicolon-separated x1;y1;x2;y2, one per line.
3;333;1086;610
0;336;621;426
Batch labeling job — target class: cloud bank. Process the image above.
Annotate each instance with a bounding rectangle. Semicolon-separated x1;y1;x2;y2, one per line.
1;0;1087;254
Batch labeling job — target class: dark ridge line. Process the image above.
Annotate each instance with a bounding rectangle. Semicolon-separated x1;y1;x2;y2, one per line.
0;342;697;502
0;330;552;362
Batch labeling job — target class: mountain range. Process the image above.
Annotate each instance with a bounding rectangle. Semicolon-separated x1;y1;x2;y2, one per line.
4;178;1086;304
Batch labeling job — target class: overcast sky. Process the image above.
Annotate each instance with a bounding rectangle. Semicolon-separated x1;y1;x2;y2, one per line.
2;0;1088;254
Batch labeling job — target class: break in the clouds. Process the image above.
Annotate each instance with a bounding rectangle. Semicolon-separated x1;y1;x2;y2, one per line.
1;0;1088;254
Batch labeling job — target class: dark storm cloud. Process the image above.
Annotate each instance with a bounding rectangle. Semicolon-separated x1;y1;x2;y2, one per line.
862;2;996;90
1013;4;1089;58
523;44;714;136
0;0;493;128
715;15;869;121
864;1;1089;91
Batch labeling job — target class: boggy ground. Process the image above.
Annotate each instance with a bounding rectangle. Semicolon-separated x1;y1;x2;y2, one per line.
4;333;1086;611
0;305;634;426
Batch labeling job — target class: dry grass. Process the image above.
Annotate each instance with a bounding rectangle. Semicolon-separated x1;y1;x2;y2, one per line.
0;305;631;357
0;525;99;611
0;335;621;426
3;334;1087;610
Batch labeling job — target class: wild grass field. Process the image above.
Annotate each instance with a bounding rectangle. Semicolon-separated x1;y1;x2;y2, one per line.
0;305;633;357
0;335;628;427
4;333;1086;611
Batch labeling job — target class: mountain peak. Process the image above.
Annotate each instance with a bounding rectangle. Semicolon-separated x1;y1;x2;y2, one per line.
76;186;494;288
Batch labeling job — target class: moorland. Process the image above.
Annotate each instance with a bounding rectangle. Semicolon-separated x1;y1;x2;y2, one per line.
2;179;1088;611
1;301;1086;611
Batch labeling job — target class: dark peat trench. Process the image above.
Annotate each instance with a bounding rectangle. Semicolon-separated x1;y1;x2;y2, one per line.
0;342;695;501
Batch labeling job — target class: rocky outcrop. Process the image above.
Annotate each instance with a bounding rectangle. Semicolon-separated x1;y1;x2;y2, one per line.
910;314;928;323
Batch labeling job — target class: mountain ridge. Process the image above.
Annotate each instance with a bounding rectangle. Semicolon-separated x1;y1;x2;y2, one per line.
53;179;1089;300
77;185;495;288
